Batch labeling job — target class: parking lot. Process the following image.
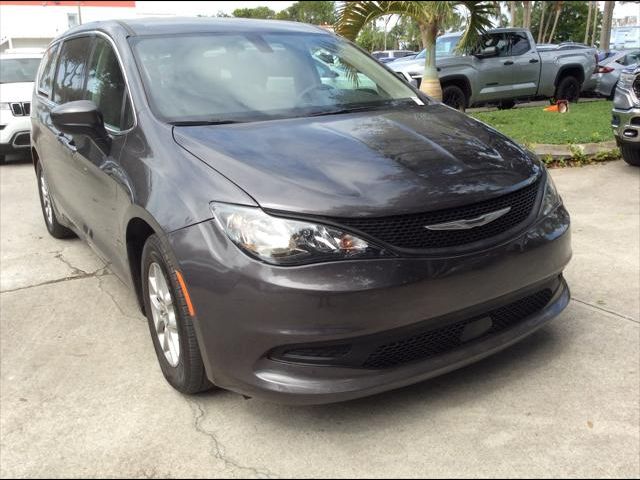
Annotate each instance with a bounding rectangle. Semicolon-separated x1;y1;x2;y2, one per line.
0;158;638;478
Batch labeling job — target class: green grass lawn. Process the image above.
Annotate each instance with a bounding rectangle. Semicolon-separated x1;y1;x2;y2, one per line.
470;100;614;145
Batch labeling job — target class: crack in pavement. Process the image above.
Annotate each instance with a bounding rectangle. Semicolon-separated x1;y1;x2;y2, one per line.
95;275;143;323
572;297;639;324
0;268;111;294
187;398;278;479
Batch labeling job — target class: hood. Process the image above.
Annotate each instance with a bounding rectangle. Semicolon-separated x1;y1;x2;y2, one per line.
0;82;34;102
173;104;541;218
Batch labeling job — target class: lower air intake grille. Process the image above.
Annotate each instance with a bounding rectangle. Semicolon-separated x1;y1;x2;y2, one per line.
362;288;553;369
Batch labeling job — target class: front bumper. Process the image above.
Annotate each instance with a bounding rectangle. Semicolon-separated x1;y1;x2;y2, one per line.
168;205;571;404
0;113;32;153
612;106;640;145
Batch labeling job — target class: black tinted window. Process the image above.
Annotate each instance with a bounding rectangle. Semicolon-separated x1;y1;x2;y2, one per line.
85;37;132;130
511;33;531;56
52;36;93;104
37;44;59;96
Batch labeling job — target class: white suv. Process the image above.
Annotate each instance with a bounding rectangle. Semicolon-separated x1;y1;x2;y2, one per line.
0;50;43;163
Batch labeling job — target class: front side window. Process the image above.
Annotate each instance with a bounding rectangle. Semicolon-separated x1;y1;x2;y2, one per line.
52;36;93;104
510;32;531;56
132;32;422;124
478;33;510;57
37;43;60;96
0;57;42;84
85;37;132;131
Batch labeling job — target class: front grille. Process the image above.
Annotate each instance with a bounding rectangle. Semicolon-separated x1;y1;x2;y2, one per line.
9;102;30;116
363;288;553;369
332;179;540;250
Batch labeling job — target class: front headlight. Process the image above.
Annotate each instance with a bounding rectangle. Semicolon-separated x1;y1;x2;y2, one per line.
211;203;390;265
619;72;636;90
540;174;561;217
0;103;10;111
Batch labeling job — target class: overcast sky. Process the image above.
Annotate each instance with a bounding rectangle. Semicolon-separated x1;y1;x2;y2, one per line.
135;1;638;20
136;1;296;17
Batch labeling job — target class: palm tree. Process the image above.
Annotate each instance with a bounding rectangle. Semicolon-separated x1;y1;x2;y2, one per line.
522;0;532;29
584;0;593;45
334;1;496;101
537;1;547;44
599;1;615;51
545;1;564;44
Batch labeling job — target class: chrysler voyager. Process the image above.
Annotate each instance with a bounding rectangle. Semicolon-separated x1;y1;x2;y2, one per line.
31;18;571;404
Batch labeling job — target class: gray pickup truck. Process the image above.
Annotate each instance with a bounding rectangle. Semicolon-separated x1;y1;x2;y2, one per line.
390;28;597;111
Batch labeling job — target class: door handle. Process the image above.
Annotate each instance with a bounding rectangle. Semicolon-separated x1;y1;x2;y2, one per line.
529;58;539;63
503;60;514;65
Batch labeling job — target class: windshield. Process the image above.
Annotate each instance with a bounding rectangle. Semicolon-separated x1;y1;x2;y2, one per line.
0;58;41;84
131;33;422;123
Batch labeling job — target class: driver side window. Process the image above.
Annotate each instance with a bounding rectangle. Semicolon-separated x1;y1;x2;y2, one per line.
479;33;510;57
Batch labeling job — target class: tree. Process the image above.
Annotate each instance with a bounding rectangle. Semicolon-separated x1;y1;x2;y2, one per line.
531;1;600;44
522;1;532;29
335;1;496;100
276;1;337;24
546;1;564;43
599;1;615;51
509;1;517;27
537;1;547;43
584;0;593;44
232;6;276;19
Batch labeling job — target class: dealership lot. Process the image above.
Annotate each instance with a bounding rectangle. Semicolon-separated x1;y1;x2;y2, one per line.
0;159;638;477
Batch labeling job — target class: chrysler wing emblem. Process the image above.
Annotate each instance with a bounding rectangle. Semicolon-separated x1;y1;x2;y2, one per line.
425;207;511;231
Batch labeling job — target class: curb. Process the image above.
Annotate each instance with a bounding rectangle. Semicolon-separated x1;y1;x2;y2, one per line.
530;141;617;160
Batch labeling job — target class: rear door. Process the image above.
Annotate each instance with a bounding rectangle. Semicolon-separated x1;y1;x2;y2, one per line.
510;31;540;97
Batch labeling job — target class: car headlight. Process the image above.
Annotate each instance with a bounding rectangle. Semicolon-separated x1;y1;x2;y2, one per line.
0;103;10;111
211;203;390;265
540;174;561;217
619;72;636;90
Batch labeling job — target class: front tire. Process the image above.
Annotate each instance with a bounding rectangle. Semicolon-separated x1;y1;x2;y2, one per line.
442;85;467;112
555;76;581;103
141;234;213;394
36;162;75;239
620;144;640;166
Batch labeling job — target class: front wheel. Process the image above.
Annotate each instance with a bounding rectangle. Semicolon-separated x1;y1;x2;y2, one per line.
620;144;640;166
555;76;581;103
142;234;213;394
442;85;467;112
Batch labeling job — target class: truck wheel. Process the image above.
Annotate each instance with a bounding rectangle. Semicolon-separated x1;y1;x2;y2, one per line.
620;144;640;166
442;85;467;112
497;100;516;110
142;234;214;394
555;76;581;103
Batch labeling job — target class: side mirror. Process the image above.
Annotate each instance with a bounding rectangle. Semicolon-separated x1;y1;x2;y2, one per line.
474;46;498;59
51;100;111;152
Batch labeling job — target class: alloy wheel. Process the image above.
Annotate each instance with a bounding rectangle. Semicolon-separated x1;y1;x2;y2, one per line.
148;262;180;367
39;171;53;226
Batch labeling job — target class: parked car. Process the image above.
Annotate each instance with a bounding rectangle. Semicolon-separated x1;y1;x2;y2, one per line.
591;50;640;99
390;28;597;111
372;49;416;63
611;64;640;166
0;50;43;163
32;18;571;404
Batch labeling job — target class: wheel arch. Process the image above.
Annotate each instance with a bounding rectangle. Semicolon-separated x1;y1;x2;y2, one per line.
440;75;472;106
554;65;585;87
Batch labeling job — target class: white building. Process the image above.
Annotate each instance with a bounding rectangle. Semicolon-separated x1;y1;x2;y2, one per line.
0;1;137;52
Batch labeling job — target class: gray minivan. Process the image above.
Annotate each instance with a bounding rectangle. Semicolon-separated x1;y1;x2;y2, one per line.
31;18;571;404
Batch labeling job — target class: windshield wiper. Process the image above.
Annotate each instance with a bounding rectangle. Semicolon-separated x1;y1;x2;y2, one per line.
308;101;416;118
170;120;242;126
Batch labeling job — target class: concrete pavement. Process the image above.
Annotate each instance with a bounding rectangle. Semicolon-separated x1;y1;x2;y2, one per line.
1;159;638;478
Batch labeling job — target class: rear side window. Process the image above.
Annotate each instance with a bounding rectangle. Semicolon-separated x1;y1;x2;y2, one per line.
37;43;60;97
52;36;93;104
85;37;133;131
510;33;531;56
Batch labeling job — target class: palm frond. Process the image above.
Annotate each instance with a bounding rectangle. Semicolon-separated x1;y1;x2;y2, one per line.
455;1;498;53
